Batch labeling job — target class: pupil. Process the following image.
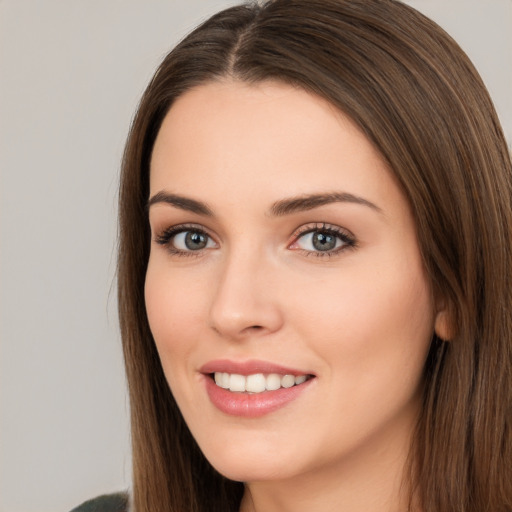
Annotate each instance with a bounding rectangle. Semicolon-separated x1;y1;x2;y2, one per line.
185;231;207;250
312;232;336;251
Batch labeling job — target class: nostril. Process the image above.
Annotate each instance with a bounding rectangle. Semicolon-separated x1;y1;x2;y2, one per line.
245;325;263;332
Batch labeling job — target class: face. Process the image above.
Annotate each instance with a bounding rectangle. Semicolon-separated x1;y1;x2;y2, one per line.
145;81;442;485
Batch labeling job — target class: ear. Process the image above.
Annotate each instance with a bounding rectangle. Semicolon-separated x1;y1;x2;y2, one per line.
434;298;455;341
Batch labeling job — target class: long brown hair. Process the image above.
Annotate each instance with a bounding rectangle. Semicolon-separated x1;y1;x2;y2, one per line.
118;1;512;510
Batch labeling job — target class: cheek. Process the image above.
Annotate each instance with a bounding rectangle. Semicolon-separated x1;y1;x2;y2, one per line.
144;260;207;364
282;257;435;456
144;260;213;419
291;253;435;391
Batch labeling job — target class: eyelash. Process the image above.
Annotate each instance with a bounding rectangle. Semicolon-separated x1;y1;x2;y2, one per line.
289;223;357;258
155;223;214;258
154;222;356;259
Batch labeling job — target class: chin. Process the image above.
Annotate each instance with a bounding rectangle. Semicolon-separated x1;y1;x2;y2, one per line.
201;442;296;483
211;460;287;483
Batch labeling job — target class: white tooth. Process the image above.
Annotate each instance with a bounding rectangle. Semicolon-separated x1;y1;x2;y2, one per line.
214;372;230;389
295;375;307;385
281;374;295;388
229;373;246;392
266;373;282;391
246;373;266;393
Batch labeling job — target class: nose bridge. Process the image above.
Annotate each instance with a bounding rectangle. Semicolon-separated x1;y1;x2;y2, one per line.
209;241;282;338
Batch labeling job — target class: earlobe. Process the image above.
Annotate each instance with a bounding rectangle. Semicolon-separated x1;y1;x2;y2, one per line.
434;305;455;341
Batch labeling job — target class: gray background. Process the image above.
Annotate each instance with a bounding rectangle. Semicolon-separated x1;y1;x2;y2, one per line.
1;1;510;511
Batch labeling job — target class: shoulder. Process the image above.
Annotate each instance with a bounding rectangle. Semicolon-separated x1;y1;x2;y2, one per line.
70;492;129;512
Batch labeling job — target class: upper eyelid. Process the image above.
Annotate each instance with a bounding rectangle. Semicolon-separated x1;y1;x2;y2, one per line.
291;222;354;238
153;222;214;237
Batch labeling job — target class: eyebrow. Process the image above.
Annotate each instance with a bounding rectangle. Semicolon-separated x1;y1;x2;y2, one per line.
269;192;382;216
147;191;214;216
147;190;381;217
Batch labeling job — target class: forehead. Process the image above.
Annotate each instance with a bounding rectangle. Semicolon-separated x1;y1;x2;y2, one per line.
149;80;404;218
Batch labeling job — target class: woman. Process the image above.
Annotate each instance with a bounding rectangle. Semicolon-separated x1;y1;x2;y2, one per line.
76;0;512;510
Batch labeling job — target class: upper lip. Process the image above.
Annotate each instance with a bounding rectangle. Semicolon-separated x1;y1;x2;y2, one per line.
200;359;314;377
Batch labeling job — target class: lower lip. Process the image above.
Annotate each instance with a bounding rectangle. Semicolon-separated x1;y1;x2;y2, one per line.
203;375;313;418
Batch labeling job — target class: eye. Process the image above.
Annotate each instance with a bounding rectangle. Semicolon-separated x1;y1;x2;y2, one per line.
289;223;356;256
173;230;214;251
155;225;217;255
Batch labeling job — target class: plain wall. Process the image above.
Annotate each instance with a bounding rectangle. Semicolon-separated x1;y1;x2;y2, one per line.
0;1;510;511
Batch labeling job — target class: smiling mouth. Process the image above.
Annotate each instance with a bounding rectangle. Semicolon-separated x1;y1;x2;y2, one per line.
211;372;314;393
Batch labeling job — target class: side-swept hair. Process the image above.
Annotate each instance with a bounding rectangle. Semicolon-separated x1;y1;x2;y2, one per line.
118;1;512;510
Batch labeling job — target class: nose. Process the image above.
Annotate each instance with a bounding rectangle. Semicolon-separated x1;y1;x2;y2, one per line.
208;248;284;340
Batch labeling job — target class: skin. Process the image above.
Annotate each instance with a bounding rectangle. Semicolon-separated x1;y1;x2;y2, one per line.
145;80;448;512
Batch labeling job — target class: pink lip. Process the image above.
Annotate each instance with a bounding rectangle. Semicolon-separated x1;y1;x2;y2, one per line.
200;359;315;418
200;359;312;376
